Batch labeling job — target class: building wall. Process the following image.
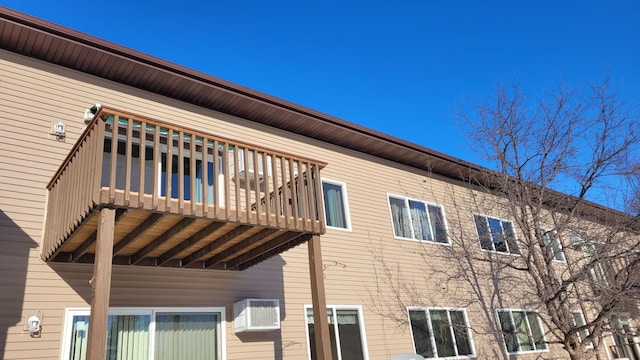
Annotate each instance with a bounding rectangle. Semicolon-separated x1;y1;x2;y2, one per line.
0;48;603;360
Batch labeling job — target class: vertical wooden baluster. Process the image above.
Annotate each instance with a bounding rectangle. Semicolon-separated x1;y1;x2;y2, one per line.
224;142;232;221
93;117;105;205
152;125;160;210
289;158;298;230
263;152;271;226
272;154;280;228
238;148;251;223
124;118;133;206
297;160;308;231
280;156;289;229
178;130;185;213
314;164;326;234
138;121;146;208
80;138;89;217
191;134;197;215
69;151;78;229
202;137;210;218
253;150;261;225
109;116;119;203
82;131;93;214
165;128;173;212
305;162;316;233
243;148;251;223
210;139;218;219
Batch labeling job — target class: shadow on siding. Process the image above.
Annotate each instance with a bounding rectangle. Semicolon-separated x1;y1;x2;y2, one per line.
0;209;39;356
51;251;290;359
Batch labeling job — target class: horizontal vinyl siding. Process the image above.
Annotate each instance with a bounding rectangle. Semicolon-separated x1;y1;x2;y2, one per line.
0;48;574;360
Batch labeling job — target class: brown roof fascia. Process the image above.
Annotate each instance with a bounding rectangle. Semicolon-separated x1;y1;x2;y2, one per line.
0;6;478;173
0;6;634;227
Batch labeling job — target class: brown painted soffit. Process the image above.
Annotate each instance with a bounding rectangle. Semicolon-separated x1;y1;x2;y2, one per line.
0;6;634;226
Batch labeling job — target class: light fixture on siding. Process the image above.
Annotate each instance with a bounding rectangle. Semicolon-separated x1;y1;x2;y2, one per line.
25;312;42;337
51;121;66;141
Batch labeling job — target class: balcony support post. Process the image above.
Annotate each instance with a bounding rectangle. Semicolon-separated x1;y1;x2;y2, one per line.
308;234;331;360
86;208;115;360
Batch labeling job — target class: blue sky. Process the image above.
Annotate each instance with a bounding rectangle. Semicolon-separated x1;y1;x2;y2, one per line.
3;1;639;167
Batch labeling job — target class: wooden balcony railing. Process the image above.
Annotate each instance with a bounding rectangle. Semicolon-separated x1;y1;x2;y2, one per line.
42;106;327;262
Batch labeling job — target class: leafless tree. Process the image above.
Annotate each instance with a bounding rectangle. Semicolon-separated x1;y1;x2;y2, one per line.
457;79;640;359
369;79;640;360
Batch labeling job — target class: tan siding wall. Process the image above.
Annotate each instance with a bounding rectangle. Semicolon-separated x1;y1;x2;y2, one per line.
0;48;584;360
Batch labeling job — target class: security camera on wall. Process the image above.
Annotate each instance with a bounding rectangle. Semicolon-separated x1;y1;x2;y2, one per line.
83;103;102;124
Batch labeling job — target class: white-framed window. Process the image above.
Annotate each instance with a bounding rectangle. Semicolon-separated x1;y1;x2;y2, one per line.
61;307;226;360
388;194;448;243
570;310;592;347
305;305;369;360
474;214;519;254
497;309;547;353
540;229;565;262
575;236;611;286
407;307;475;358
322;179;351;230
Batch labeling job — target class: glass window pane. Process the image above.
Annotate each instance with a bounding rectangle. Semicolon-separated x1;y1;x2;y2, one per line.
390;197;412;238
409;200;432;241
449;311;472;356
502;221;519;254
154;313;218;360
498;311;518;353
428;205;447;243
526;312;547;350
429;310;456;357
68;315;90;360
474;215;493;250
488;218;507;252
513;311;534;351
106;314;150;360
307;308;338;360
336;310;365;360
552;239;565;261
409;310;434;358
323;182;347;228
571;311;589;344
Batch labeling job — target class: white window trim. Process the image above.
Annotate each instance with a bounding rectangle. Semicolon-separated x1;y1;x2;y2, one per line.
387;193;450;245
540;228;566;262
321;178;352;231
304;304;369;360
496;308;549;355
406;306;476;359
473;213;520;256
60;306;226;360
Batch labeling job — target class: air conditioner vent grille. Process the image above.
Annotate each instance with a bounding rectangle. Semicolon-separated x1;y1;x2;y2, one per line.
233;299;280;333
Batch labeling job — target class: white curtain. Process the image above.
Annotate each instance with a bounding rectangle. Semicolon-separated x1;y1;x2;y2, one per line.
409;200;431;241
390;197;411;238
323;182;346;228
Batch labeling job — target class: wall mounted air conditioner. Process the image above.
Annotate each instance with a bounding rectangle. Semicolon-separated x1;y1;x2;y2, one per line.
233;299;280;333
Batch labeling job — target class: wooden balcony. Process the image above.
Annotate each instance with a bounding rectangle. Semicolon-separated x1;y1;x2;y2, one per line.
42;106;327;270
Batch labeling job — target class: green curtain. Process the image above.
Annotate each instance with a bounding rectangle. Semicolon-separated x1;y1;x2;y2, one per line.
154;313;218;360
106;315;150;360
69;316;90;360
